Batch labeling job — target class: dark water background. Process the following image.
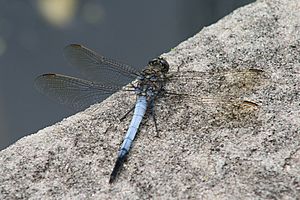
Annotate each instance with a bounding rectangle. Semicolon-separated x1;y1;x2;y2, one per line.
0;0;254;150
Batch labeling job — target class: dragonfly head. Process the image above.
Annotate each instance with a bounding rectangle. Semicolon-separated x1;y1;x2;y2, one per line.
148;57;169;73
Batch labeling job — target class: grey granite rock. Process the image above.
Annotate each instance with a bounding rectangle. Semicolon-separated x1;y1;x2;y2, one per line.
1;0;300;199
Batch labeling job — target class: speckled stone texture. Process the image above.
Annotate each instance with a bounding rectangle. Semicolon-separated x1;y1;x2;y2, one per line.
1;0;300;199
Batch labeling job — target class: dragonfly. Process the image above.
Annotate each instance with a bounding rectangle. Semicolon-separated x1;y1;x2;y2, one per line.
35;44;268;183
35;44;171;183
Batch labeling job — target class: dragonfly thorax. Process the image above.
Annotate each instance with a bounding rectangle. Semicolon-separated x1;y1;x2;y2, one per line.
132;57;169;98
134;73;165;98
134;81;156;96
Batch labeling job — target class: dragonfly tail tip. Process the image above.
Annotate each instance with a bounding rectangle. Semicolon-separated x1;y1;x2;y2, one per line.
109;175;116;184
109;155;126;184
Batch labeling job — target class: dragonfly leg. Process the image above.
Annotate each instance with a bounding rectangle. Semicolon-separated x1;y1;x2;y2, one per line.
152;112;159;137
120;105;135;121
165;91;189;97
119;86;137;121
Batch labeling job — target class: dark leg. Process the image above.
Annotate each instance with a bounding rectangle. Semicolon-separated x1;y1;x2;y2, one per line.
164;91;189;97
119;84;137;121
120;105;135;121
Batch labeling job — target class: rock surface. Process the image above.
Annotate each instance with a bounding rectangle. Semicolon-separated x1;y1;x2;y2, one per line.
1;0;300;199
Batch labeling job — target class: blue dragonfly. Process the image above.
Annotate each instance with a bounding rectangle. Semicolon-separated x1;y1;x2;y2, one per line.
35;44;172;183
35;44;267;183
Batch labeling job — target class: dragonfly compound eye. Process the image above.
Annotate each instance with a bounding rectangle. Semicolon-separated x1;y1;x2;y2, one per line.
148;57;169;73
157;57;169;73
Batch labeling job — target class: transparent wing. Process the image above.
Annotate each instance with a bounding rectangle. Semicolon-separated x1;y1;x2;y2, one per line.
164;68;269;120
63;44;140;85
167;68;270;97
35;74;123;110
162;92;259;107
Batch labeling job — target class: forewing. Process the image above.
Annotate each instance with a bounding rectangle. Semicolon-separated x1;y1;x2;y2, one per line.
168;68;269;97
63;44;139;85
35;74;122;110
165;68;269;120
